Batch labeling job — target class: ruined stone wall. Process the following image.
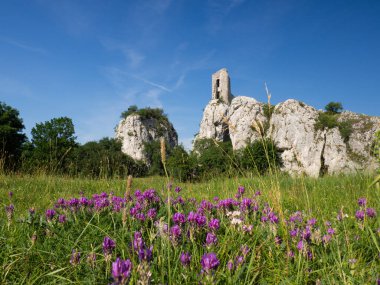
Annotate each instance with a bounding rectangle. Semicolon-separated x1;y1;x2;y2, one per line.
212;68;232;104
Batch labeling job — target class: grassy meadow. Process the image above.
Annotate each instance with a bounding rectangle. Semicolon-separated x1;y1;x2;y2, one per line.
0;173;379;284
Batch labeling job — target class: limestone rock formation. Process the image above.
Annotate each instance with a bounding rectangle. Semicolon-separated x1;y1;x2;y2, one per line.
196;99;230;142
196;68;380;176
115;114;178;162
228;96;267;150
269;99;325;177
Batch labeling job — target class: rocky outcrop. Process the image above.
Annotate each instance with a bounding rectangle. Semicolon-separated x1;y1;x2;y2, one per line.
116;114;178;162
196;97;379;176
228;96;267;150
269;99;325;177
196;99;230;142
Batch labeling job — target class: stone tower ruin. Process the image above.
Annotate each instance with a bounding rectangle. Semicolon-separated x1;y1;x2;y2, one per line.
212;68;232;104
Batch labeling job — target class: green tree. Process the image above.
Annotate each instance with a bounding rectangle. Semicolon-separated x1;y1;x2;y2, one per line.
0;102;26;171
166;145;196;182
192;138;237;178
30;117;77;173
70;137;147;178
325;102;343;114
238;139;282;175
121;105;138;118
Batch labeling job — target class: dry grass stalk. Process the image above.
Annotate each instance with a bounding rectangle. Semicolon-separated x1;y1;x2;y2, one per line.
252;120;264;138
126;175;133;198
160;137;166;164
265;82;271;108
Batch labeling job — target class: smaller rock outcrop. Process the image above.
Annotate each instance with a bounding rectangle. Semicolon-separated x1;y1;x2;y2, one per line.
115;111;178;162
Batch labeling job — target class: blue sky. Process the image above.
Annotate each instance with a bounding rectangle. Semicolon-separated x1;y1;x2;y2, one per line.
1;0;379;149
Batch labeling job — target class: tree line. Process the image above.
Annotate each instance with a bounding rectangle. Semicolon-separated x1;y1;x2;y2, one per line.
0;101;282;180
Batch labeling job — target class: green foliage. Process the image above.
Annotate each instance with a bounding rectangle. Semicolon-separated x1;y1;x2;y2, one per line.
70;138;147;178
238;139;282;174
29;117;77;173
143;140;168;176
315;112;339;130
315;102;353;143
166;145;196;182
121;106;170;127
374;130;380;163
324;101;343;114
262;103;275;120
192;138;237;178
0;102;26;171
338;120;354;143
120;105;138;118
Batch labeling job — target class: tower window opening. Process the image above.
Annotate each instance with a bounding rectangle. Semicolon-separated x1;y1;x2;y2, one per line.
215;79;220;99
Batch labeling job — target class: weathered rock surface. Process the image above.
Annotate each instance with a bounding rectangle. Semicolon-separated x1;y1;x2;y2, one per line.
269;99;325;177
228;96;267;150
116;114;178;162
196;99;230;142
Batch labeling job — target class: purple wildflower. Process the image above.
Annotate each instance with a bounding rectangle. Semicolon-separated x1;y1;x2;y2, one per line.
238;186;245;195
287;251;295;259
5;204;14;215
275;236;282;245
327;227;335;235
302;226;311;240
173;212;186;224
307;218;317;226
355;210;365;221
195;214;207;227
268;212;279;224
58;215;66;223
138;245;153;262
79;196;89;206
297;240;304;251
175;186;182;193
242;224;253;234
200;253;219;273
180;252;191;267
135;212;146;222
208;218;220;231
205;232;218;246
45;209;56;221
133;231;144;251
235;256;244;266
170;225;182;240
366;208;376;218
323;234;332;244
103;236;116;255
241;245;250;257
147;208;157;219
112;258;132;284
70;249;81;266
227;260;234;270
290;228;299;238
358;197;367;207
8;191;13;198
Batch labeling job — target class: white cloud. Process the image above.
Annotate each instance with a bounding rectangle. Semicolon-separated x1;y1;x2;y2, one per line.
122;48;145;68
133;75;171;92
0;37;47;55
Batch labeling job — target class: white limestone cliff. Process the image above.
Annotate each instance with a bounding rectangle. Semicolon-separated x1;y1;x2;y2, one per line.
115;114;178;162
